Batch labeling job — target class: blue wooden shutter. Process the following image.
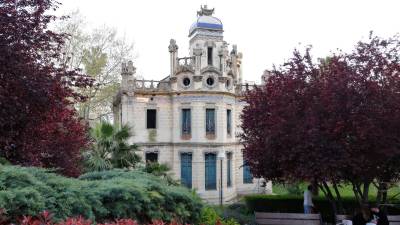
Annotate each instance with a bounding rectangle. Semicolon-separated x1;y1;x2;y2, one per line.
227;109;232;135
227;152;232;187
243;160;253;183
180;153;192;188
206;109;215;134
182;109;191;135
205;153;217;190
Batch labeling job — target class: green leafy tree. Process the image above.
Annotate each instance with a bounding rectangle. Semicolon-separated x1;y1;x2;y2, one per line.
57;11;135;122
84;122;140;171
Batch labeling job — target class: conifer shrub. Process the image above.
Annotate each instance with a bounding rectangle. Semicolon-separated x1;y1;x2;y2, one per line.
0;165;202;224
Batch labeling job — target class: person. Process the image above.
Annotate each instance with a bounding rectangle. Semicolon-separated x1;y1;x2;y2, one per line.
352;204;389;225
370;204;389;225
303;185;314;214
353;206;370;225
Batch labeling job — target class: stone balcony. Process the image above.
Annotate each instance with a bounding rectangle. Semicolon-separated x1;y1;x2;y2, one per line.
133;79;171;92
131;78;258;95
176;56;195;74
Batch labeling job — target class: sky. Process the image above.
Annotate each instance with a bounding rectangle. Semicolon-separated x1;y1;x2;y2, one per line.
59;0;400;83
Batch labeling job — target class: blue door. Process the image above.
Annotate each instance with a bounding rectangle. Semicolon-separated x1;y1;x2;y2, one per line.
181;153;192;188
205;153;217;190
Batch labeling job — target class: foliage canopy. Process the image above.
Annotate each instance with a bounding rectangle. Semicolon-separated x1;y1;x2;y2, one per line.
241;34;400;209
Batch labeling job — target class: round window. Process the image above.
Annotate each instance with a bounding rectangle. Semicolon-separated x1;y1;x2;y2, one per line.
206;77;214;86
225;79;231;89
183;77;191;87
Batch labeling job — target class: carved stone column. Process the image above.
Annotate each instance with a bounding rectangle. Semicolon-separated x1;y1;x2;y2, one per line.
237;52;243;85
220;42;229;74
121;60;136;91
193;45;203;75
230;45;238;83
168;39;179;78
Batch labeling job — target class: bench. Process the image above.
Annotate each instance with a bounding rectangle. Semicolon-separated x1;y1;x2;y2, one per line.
255;212;322;225
336;214;400;225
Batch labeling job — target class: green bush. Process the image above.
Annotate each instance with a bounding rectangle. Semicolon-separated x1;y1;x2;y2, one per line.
219;203;256;225
0;165;203;223
200;206;240;225
244;194;400;223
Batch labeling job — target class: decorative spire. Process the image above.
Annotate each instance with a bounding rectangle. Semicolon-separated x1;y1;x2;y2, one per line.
197;5;214;16
121;60;136;76
168;39;178;53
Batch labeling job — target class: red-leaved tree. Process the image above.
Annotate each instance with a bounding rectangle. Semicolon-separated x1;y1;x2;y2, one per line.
241;34;400;211
0;0;92;176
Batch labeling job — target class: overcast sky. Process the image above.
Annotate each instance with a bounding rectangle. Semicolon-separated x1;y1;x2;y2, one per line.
59;0;400;83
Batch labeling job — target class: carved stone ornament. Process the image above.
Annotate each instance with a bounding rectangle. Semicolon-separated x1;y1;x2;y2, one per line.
168;39;178;53
122;60;136;75
197;5;214;16
193;75;203;82
218;76;227;83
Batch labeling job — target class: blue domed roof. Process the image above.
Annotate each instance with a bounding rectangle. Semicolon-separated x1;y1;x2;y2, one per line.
189;9;223;36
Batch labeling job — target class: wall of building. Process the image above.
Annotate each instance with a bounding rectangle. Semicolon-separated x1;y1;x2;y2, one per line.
121;91;268;204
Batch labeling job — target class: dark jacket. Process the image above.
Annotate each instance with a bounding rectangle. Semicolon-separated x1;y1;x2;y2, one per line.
373;211;389;225
352;210;389;225
352;213;368;225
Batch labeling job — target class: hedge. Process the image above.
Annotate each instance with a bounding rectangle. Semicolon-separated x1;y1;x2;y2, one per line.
0;165;203;223
244;194;400;222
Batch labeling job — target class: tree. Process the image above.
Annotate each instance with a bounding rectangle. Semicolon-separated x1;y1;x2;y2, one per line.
57;11;135;122
142;162;179;185
0;0;92;176
83;122;141;172
241;34;400;212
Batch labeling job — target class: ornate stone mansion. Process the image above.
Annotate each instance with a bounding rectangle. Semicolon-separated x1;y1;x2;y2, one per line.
113;6;271;203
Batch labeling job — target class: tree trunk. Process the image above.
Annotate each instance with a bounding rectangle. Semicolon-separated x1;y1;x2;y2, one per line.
376;182;383;205
333;181;344;214
320;182;338;222
352;181;362;206
377;182;388;213
361;181;370;205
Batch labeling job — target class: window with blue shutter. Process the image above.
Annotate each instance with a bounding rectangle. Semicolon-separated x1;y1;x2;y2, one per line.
227;109;232;136
206;109;215;135
182;109;191;135
180;153;192;188
243;160;253;184
205;153;217;190
227;152;232;187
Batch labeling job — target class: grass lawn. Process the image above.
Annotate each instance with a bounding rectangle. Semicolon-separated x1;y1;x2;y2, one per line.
273;182;400;200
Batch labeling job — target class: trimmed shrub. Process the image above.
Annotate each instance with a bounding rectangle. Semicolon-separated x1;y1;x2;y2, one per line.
0;165;203;224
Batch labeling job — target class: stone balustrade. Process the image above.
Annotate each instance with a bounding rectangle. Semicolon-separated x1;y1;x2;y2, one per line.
134;80;171;91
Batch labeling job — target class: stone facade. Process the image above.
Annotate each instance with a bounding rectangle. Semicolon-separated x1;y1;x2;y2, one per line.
113;6;272;204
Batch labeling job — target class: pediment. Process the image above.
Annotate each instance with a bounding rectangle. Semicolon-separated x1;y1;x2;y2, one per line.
201;66;222;76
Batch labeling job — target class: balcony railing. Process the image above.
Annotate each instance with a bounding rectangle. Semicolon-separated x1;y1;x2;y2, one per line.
134;80;171;91
236;83;260;95
176;57;195;73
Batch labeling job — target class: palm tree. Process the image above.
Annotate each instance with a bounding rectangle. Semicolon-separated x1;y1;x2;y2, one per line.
84;122;141;172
